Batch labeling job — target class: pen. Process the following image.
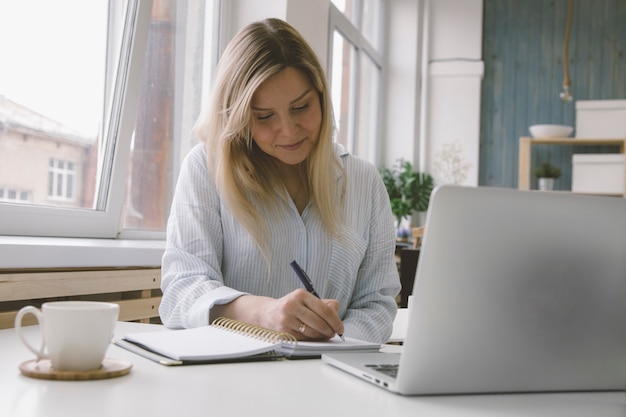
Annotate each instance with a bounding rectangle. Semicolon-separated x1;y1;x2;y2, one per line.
290;260;345;341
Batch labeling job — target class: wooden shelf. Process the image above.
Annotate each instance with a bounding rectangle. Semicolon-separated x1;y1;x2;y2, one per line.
518;137;626;196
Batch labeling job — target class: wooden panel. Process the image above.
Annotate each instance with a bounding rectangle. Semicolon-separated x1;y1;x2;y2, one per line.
116;297;162;322
0;268;162;329
518;137;532;190
2;297;162;329
480;0;626;190
0;310;37;329
0;269;160;302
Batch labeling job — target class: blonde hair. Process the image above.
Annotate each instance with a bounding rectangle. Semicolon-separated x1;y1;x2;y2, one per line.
193;18;345;261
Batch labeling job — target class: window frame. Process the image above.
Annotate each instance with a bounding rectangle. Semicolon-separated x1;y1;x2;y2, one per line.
328;0;385;165
0;0;152;239
0;0;224;269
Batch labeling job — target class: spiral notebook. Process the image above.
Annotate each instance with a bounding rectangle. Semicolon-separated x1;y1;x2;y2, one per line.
115;317;380;365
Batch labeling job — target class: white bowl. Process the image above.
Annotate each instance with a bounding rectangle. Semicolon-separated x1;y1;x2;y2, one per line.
529;124;573;138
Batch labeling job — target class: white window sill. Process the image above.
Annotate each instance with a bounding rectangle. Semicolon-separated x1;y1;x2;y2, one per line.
0;236;165;270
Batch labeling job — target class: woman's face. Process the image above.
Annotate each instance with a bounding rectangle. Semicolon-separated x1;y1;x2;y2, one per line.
250;67;322;167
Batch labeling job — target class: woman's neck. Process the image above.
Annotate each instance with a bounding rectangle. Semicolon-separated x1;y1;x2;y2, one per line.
279;164;309;214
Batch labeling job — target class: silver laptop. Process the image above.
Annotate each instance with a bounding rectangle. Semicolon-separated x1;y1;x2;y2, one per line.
323;185;626;395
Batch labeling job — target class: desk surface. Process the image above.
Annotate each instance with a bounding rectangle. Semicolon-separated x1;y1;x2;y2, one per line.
1;322;624;417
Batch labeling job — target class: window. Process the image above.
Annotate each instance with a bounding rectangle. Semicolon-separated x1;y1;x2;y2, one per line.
329;0;385;164
0;0;218;239
0;188;30;203
48;159;76;202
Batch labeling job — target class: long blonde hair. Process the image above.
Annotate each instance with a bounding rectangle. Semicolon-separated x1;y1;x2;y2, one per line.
193;18;345;261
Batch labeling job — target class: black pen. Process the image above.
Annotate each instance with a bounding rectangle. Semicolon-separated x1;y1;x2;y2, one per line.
290;260;345;342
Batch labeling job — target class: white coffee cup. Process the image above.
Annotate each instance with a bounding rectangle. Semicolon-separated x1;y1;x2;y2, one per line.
15;301;119;372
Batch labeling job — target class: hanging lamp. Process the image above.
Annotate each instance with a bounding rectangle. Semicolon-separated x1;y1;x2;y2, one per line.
560;0;574;103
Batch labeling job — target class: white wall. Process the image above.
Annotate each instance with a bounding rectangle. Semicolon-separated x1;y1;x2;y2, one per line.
286;0;330;70
428;0;482;61
219;0;286;54
219;0;329;70
420;0;483;185
425;60;483;185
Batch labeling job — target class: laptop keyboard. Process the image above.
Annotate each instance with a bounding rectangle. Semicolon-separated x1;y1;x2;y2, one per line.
366;363;399;378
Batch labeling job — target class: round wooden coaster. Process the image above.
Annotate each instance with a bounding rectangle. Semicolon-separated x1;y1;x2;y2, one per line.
19;358;132;381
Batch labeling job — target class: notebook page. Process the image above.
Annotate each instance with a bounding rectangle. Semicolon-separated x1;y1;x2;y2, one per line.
279;335;381;356
123;326;280;361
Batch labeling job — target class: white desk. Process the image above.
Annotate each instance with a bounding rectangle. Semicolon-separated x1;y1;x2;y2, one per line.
1;322;624;417
389;306;409;343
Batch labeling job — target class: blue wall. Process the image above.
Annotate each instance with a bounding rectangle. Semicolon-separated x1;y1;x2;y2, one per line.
480;0;626;190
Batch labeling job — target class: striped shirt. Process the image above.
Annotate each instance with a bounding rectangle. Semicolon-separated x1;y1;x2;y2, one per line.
160;143;400;343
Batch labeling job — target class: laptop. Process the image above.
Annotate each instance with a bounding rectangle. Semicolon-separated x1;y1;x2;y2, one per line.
323;185;626;395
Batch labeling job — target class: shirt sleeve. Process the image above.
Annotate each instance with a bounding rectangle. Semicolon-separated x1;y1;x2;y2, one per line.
337;156;401;343
159;144;248;328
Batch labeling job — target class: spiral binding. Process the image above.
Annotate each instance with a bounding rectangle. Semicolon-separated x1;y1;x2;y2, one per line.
212;317;297;345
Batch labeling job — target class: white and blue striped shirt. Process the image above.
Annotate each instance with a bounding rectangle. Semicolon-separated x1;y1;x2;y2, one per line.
160;143;400;343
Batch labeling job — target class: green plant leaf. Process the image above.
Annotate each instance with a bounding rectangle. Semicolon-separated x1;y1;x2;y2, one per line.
533;162;561;179
379;159;435;224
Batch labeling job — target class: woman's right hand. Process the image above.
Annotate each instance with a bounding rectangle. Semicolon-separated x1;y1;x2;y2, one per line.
211;290;344;341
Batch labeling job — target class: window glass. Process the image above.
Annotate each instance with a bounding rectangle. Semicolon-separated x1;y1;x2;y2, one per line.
362;0;383;51
0;0;108;211
331;30;356;151
356;53;381;162
121;1;215;233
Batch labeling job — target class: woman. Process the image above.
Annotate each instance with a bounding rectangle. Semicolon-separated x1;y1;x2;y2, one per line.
160;18;400;343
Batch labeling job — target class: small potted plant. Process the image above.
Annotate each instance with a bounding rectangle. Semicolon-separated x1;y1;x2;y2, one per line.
533;161;561;191
379;159;434;240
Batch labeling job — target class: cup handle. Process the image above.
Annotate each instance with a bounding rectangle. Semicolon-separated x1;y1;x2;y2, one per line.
14;306;49;361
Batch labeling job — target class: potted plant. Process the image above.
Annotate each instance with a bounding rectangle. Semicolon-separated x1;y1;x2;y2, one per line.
379;159;434;240
533;161;561;191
